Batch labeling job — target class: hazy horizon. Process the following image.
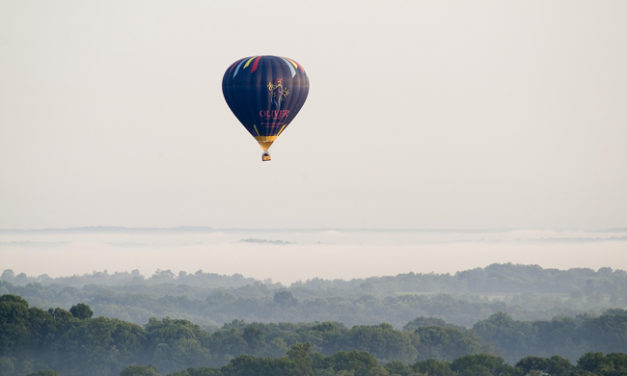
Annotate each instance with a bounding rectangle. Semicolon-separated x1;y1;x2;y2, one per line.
2;227;625;284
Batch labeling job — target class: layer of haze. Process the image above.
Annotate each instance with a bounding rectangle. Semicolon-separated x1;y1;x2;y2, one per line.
1;1;626;231
2;229;626;284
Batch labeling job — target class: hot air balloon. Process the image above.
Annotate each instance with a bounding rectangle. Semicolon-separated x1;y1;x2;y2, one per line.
222;56;309;161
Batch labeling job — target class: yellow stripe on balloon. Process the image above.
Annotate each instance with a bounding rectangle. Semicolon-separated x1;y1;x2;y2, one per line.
253;124;260;136
243;56;256;70
254;135;278;142
277;123;287;135
286;58;298;69
255;135;277;151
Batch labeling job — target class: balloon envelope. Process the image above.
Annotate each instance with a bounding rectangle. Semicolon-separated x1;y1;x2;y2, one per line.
222;56;309;159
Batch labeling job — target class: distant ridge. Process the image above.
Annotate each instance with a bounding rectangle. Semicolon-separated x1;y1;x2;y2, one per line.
0;226;627;234
0;226;214;233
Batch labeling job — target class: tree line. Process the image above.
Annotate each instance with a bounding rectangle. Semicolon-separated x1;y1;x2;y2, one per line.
1;264;625;328
8;345;627;376
1;294;625;376
141;347;627;376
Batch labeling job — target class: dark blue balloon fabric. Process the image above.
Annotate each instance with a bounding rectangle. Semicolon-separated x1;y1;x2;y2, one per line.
222;56;309;151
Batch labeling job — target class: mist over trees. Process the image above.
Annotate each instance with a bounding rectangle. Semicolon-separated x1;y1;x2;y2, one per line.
2;264;625;375
1;264;625;328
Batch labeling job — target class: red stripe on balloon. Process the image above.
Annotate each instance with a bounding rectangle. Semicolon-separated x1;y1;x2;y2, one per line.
292;59;305;72
251;57;261;73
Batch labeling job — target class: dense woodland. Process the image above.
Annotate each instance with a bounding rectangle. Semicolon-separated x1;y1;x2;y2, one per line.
1;264;625;328
1;294;625;376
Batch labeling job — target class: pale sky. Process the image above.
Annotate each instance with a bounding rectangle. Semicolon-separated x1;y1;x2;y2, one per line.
1;0;626;230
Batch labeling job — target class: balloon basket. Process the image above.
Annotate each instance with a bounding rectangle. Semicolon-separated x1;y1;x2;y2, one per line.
262;152;271;161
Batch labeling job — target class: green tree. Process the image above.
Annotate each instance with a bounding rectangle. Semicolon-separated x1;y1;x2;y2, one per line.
346;323;418;363
411;359;453;376
287;342;314;376
242;326;263;351
403;317;457;332
145;317;211;373
326;350;383;376
120;365;161;376
221;354;298;376
0;295;31;353
414;326;484;361
384;360;419;376
0;356;16;376
273;291;297;307
473;313;533;362
450;354;514;376
167;367;221;376
26;371;60;376
70;303;94;320
580;310;627;354
577;352;627;376
515;356;549;375
546;355;573;376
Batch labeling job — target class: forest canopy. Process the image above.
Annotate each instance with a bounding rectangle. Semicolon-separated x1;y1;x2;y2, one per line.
0;294;625;376
1;264;625;328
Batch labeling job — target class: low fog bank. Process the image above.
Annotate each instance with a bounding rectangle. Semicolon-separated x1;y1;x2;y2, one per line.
1;228;626;283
